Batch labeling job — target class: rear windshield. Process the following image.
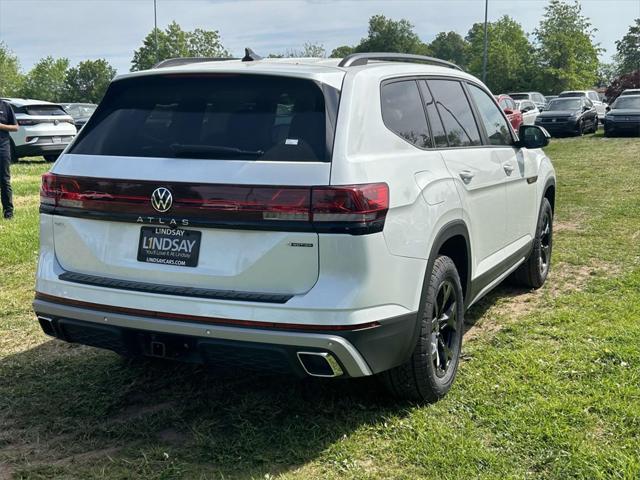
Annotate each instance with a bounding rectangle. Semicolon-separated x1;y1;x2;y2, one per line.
548;99;582;110
64;104;97;118
559;92;584;98
509;93;529;100
15;105;68;116
70;74;337;162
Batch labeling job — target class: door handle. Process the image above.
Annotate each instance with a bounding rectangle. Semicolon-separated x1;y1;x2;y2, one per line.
459;170;475;184
503;164;515;176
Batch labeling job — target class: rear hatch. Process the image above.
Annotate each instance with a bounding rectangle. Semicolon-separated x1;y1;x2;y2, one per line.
43;72;352;297
16;104;76;141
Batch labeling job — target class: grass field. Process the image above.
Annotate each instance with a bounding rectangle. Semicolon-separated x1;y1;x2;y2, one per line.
1;133;639;479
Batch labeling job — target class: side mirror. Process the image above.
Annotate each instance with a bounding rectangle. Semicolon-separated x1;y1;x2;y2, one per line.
606;106;611;112
517;125;550;149
582;105;589;112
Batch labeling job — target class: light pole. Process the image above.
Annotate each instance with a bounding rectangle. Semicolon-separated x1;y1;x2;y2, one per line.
482;0;489;83
154;0;159;63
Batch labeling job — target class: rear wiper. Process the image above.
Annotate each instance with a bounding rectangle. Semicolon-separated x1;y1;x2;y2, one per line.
170;144;264;158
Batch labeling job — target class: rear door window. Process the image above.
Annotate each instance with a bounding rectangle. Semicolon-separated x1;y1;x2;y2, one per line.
381;80;432;148
427;79;481;147
70;74;335;162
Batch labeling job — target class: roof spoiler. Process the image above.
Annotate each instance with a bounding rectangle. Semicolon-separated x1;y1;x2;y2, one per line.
152;48;263;69
152;57;237;69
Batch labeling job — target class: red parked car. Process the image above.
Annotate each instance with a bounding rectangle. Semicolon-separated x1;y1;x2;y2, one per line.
495;94;523;130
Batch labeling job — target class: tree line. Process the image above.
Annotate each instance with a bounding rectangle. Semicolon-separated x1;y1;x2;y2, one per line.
0;0;638;104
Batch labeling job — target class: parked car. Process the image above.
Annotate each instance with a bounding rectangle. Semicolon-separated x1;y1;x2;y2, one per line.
495;94;523;130
508;91;548;110
2;98;76;163
515;100;540;125
604;94;640;137
535;96;598;136
61;103;97;131
620;89;640;97
33;52;556;402
558;90;607;123
545;95;558;103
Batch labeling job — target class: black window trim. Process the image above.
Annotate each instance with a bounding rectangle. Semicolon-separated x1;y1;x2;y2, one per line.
378;74;518;152
379;77;435;150
418;79;450;148
462;80;517;148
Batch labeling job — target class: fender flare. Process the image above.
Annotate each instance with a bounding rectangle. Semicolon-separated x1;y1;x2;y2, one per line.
404;220;472;359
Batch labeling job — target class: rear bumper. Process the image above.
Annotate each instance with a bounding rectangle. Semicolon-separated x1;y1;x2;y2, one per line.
15;143;69;158
535;121;579;135
33;296;418;378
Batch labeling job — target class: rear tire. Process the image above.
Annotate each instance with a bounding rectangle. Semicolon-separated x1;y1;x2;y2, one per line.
513;198;553;289
44;154;58;163
381;255;464;403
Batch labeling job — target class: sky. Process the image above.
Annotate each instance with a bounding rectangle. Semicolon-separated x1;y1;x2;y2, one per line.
0;0;638;74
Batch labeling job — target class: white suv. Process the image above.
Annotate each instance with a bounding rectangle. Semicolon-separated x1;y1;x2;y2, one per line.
33;52;556;402
3;98;77;162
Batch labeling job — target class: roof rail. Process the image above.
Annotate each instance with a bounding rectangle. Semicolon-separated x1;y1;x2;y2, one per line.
152;57;237;69
338;53;463;71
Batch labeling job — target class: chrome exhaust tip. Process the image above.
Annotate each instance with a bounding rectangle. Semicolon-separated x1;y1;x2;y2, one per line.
37;316;57;337
297;351;344;378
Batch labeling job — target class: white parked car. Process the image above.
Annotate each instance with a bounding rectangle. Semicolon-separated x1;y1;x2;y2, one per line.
2;98;77;162
515;100;540;125
559;90;607;122
508;91;548;111
33;52;556;402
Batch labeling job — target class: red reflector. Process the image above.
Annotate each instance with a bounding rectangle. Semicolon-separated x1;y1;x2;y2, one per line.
311;183;389;223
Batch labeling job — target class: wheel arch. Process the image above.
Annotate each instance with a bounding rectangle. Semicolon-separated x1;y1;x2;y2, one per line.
543;177;556;213
404;220;472;365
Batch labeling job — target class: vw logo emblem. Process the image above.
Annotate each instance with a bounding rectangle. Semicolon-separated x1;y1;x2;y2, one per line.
151;187;173;213
53;119;59;125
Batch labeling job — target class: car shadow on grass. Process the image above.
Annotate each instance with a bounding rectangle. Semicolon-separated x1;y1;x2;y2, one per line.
0;338;409;477
463;281;533;335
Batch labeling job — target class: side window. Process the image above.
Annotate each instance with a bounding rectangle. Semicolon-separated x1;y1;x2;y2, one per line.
418;80;448;148
584;98;593;108
381;80;432;148
468;84;513;146
499;99;508;110
427;79;482;147
508;99;517;110
588;92;599;102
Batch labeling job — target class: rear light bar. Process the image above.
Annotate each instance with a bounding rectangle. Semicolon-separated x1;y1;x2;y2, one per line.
40;173;389;235
17;118;74;126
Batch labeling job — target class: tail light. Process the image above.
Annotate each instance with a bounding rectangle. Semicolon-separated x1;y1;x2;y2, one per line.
17;119;37;126
40;173;389;235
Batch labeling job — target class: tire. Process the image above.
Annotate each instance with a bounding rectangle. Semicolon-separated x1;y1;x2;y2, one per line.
381;255;465;402
576;120;584;136
43;154;58;163
513;198;553;289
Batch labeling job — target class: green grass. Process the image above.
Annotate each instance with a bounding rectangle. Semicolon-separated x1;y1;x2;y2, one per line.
1;133;639;479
